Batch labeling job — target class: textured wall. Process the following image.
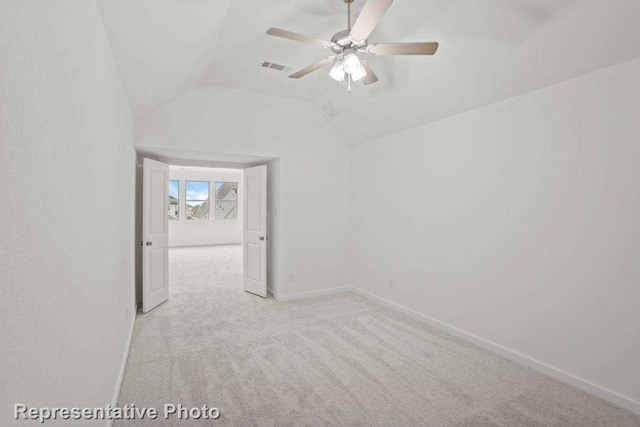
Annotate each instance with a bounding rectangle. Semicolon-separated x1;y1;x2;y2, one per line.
0;1;136;424
351;58;640;409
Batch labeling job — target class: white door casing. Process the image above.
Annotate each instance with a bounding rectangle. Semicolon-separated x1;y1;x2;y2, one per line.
243;165;268;297
142;158;169;313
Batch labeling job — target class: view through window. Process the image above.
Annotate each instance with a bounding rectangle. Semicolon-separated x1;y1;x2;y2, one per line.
168;180;179;220
185;181;210;220
215;182;238;220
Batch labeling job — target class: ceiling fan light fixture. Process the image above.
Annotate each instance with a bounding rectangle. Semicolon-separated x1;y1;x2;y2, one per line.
267;0;440;88
329;61;346;82
344;54;367;81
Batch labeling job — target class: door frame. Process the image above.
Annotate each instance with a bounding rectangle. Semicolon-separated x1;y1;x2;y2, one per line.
135;152;281;308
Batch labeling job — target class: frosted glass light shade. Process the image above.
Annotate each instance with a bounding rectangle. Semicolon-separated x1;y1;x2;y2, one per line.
329;61;346;82
344;54;367;81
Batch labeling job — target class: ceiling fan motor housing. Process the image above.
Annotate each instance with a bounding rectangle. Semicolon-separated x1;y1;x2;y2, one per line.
330;0;369;54
331;30;367;54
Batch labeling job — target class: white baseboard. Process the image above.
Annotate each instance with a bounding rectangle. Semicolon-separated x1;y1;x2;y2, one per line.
350;287;640;415
272;286;353;302
106;306;137;427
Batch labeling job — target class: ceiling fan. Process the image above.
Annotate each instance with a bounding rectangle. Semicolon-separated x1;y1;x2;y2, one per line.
266;0;439;92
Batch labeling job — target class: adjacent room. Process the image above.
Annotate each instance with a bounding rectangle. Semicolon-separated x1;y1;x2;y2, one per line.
160;165;245;311
2;0;639;426
167;166;242;243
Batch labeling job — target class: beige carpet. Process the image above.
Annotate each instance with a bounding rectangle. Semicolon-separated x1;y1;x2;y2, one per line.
117;245;640;426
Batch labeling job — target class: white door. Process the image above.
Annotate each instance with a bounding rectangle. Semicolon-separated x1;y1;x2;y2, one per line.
142;158;169;313
243;165;268;297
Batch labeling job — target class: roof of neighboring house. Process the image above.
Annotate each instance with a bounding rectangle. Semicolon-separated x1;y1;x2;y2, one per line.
216;184;237;202
193;200;209;219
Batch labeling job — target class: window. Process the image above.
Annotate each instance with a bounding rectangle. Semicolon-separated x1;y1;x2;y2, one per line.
168;180;179;220
185;181;210;220
215;182;238;220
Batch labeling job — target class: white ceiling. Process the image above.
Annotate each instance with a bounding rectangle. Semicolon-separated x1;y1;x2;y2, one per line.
99;0;640;145
97;0;231;117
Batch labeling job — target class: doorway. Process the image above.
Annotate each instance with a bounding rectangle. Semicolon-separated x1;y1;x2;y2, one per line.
167;165;245;308
136;154;277;313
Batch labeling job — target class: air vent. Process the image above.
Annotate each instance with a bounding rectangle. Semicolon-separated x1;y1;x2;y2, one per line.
262;61;290;72
321;102;340;118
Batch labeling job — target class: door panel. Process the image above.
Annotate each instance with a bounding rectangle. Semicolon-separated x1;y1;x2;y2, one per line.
247;243;261;281
243;165;268;297
143;158;169;313
246;174;261;232
150;248;166;292
150;170;166;234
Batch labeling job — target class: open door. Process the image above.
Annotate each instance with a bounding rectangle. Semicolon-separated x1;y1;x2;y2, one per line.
243;165;268;297
142;158;169;313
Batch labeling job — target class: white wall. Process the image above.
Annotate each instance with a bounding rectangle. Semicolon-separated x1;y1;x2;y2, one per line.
351;58;640;410
168;166;243;247
0;1;136;425
136;87;351;298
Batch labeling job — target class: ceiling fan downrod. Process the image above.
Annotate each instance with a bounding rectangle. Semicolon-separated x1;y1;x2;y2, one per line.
346;0;353;31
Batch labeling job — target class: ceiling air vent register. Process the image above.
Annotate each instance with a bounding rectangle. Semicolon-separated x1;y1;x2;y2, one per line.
321;102;340;118
261;61;290;72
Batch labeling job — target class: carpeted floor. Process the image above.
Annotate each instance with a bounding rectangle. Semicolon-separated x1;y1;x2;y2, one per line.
116;245;640;426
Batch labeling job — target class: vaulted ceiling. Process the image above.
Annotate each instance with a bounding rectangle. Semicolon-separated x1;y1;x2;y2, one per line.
98;0;640;145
